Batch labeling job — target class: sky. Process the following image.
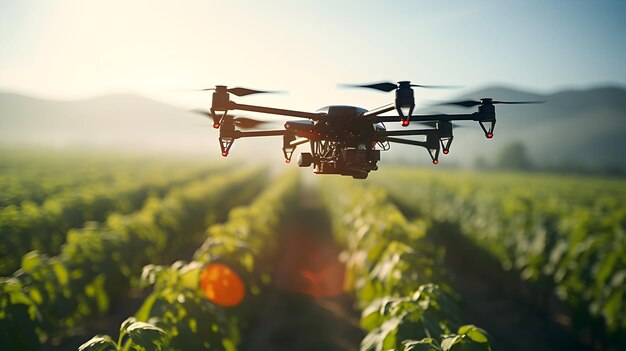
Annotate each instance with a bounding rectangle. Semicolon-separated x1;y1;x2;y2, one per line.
1;0;625;111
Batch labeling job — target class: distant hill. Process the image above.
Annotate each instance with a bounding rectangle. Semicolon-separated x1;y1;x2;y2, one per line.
0;92;217;153
414;85;626;170
1;86;625;170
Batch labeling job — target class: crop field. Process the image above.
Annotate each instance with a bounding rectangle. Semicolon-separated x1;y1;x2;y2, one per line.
1;151;624;351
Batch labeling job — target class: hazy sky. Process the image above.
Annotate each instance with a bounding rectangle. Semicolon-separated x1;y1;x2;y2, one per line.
1;0;625;110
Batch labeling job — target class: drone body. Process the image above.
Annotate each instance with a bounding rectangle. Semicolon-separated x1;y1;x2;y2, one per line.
195;82;541;179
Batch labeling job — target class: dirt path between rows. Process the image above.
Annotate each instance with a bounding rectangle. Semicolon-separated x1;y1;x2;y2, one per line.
239;188;363;351
429;222;592;351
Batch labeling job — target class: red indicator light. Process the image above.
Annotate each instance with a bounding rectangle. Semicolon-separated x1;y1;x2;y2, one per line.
402;120;410;127
213;123;220;129
486;133;493;138
285;159;290;164
222;152;228;157
443;150;449;154
309;129;314;133
433;159;439;165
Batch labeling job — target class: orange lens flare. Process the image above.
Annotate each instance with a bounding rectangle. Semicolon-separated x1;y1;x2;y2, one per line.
275;233;346;298
199;263;245;307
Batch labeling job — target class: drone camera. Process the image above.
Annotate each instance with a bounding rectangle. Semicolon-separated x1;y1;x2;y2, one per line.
342;148;367;164
341;148;380;169
298;152;314;167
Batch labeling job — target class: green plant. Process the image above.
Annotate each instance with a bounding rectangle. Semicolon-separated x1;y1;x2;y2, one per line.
79;317;167;351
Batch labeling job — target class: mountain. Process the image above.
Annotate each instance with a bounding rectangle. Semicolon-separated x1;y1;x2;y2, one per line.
1;86;625;170
413;85;626;170
0;92;218;153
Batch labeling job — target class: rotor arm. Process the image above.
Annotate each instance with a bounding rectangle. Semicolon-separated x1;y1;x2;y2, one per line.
374;112;478;123
385;137;428;148
385;136;442;165
229;101;322;121
375;129;437;138
290;138;310;147
363;104;396;118
218;128;295;159
232;130;287;138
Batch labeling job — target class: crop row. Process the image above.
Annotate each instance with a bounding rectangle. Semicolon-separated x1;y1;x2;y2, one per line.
0;166;267;351
320;178;491;351
376;169;626;349
79;170;300;351
0;162;225;275
0;150;214;208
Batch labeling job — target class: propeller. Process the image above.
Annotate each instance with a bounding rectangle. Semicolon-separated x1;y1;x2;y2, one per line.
438;98;545;108
339;81;460;92
198;86;283;97
191;110;269;129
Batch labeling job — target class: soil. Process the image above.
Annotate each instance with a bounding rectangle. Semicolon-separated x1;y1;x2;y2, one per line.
239;187;364;351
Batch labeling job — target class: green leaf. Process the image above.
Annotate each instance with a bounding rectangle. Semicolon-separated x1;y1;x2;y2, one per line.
402;338;440;351
134;293;158;322
78;335;117;351
440;335;462;351
178;261;202;289
361;317;401;351
126;321;167;350
458;325;489;343
52;261;69;285
28;288;43;305
21;251;43;272
120;317;137;334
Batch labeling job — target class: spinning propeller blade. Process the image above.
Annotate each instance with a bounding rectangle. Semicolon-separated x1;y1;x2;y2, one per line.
340;82;398;92
232;117;268;129
438;99;544;108
437;100;482;108
340;81;459;92
410;84;462;89
192;109;214;118
226;87;277;97
491;100;545;105
191;110;268;129
199;86;284;96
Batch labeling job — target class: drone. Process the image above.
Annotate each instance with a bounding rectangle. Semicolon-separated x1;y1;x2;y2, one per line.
194;81;542;179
